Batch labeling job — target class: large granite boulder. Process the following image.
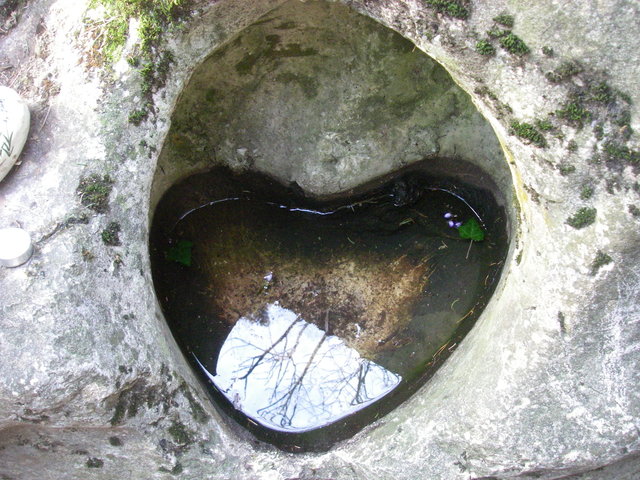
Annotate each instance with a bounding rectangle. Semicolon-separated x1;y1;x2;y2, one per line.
0;0;638;479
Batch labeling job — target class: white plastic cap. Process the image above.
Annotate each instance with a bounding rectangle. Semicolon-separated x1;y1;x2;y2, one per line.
0;227;33;267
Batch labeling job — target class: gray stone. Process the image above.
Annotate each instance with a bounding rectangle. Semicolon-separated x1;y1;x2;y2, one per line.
0;0;639;479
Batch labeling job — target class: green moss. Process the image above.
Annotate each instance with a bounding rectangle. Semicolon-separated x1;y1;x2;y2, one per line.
102;222;121;246
475;40;495;56
545;60;583;83
128;108;148;126
542;46;554;57
629;204;640;218
515;251;523;265
167;420;194;445
580;185;594;200
590;250;612;275
87;0;192;62
510;121;546;148
589;81;614;103
567;140;578;152
556;99;590;127
86;457;104;468
535;119;553;131
614;109;631;128
566;207;597;229
499;32;529;55
603;141;640;165
558;163;576;175
593;123;604;140
493;13;514;28
77;174;114;213
424;0;469;19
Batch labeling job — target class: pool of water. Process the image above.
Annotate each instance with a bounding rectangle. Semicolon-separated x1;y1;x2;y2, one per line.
150;161;509;451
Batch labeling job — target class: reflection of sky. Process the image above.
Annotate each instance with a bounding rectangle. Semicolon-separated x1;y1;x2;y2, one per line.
195;303;402;432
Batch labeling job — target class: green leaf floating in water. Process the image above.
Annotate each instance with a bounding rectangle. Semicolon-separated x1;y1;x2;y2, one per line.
166;240;193;266
458;218;485;242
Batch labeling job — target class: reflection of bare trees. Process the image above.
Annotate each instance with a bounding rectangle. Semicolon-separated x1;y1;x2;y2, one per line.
203;304;401;432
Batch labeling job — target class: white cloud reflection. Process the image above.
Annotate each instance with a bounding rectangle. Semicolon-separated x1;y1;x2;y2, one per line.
195;303;401;432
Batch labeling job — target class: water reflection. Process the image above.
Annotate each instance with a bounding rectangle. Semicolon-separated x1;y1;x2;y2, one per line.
195;303;402;432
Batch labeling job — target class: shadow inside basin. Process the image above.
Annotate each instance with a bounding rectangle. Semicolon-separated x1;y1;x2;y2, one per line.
150;160;508;451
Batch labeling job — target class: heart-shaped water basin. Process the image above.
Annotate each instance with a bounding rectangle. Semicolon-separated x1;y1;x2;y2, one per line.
150;161;508;451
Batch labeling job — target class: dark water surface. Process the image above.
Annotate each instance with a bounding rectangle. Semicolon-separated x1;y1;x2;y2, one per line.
150;162;509;451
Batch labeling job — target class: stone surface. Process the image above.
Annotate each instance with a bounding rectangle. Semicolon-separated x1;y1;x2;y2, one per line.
0;85;30;182
0;0;639;479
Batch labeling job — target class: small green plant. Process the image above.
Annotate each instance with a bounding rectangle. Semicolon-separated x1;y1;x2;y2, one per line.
102;222;121;246
593;123;604;140
499;32;529;55
590;250;612;275
166;240;193;266
603;141;640;165
567;140;578;152
580;185;594;200
557;100;590;127
545;60;583;83
510;121;547;148
535;119;553;131
566;207;596;229
458;218;485;241
77;174;114;213
589;81;613;103
475;39;495;55
629;204;640;218
613;109;631;128
493;13;514;28
424;0;469;19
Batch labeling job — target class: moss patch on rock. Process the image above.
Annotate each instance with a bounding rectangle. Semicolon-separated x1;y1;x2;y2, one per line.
510;121;546;147
566;207;597;229
590;250;612;275
423;0;470;19
77;174;114;213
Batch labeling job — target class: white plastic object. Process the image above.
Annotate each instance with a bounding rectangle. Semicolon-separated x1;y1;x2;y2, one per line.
0;227;33;267
0;86;30;182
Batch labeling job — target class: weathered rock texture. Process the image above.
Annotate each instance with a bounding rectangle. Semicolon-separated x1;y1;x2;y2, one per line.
0;0;639;479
